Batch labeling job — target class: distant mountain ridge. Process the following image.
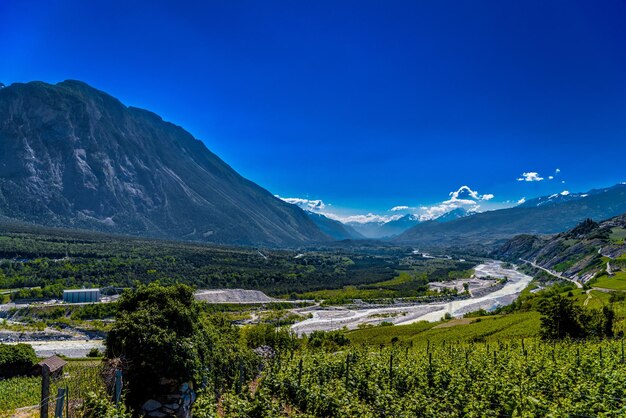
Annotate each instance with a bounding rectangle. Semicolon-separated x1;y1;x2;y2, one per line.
394;184;626;248
305;211;364;240
345;214;421;239
0;80;330;246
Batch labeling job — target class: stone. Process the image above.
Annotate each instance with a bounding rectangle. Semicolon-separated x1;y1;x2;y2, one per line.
147;411;167;417
142;399;162;412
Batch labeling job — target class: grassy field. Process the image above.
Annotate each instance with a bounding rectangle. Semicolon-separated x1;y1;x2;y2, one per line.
0;360;102;416
610;227;626;243
593;271;626;290
346;311;542;346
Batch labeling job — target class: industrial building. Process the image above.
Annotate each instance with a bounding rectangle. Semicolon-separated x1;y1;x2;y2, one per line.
63;288;101;303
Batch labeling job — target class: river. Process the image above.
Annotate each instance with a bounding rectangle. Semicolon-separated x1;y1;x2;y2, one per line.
291;261;533;335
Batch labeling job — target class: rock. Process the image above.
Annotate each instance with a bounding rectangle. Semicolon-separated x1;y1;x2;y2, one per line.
163;403;180;411
147;411;167;417
254;345;276;359
142;399;162;412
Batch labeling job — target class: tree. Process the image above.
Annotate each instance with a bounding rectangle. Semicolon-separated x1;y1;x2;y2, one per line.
537;294;582;340
105;283;257;410
538;294;615;340
105;283;213;407
0;343;37;377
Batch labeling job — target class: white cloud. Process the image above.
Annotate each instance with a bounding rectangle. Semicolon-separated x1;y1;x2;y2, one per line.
561;190;570;196
447;186;494;202
279;185;498;225
517;197;526;205
517;172;544;182
555;168;561;173
416;185;495;221
326;212;403;224
276;196;326;212
548;176;554;180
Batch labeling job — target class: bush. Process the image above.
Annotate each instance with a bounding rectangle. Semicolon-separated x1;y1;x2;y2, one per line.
81;390;132;418
105;283;258;410
87;347;102;358
241;323;298;351
307;330;350;350
538;294;615;340
0;343;37;378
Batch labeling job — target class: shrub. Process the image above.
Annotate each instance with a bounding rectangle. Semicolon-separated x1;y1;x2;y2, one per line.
105;283;258;409
0;343;38;378
87;347;102;358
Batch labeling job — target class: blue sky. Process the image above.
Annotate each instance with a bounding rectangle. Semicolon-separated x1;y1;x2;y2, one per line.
1;0;625;222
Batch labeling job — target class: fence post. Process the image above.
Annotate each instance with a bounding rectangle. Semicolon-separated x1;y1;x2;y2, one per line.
622;338;624;363
297;358;303;387
237;360;244;394
54;388;66;418
114;370;123;407
40;364;50;418
389;353;394;388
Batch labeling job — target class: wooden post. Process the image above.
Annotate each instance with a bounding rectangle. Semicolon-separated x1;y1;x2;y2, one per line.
236;360;243;394
114;370;123;407
599;347;603;367
297;358;303;387
345;355;350;388
40;364;50;418
621;338;624;363
54;388;66;418
389;354;394;388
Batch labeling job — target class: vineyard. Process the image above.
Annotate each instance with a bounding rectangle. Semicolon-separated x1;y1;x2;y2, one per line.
0;361;102;417
203;339;626;417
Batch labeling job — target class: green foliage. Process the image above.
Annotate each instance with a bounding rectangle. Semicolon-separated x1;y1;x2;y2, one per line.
537;294;615;340
106;283;211;406
81;390;132;418
87;347;102;358
0;343;37;378
307;330;350;350
0;225;399;297
241;324;299;352
106;283;259;409
234;340;626;416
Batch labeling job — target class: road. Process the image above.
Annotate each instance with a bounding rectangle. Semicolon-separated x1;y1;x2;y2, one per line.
519;259;583;288
291;261;533;335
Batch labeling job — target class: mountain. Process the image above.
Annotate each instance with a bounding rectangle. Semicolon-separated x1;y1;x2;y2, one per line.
394;184;626;248
433;207;469;223
0;80;330;246
494;214;626;284
347;214;420;239
305;212;364;240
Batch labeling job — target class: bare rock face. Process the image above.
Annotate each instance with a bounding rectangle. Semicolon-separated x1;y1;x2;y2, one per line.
0;80;329;246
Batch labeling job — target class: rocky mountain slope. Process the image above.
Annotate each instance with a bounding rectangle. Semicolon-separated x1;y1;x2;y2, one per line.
0;80;330;246
394;184;626;248
494;215;626;284
305;212;364;240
